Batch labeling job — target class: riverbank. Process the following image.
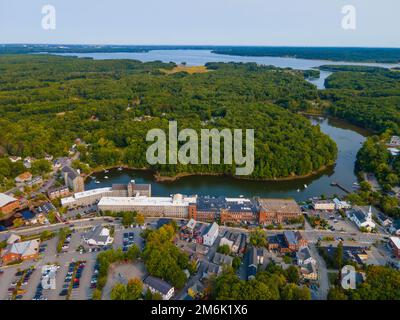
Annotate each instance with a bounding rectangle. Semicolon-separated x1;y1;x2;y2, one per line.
84;162;335;184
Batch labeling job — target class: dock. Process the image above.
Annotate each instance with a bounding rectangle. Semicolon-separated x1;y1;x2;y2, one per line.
330;182;351;194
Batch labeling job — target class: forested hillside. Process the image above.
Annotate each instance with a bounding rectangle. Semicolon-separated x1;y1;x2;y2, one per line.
320;66;400;134
0;55;337;180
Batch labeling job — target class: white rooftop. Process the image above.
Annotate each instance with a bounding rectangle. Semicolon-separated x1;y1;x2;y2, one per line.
391;237;400;249
0;193;17;207
73;187;112;199
98;195;197;207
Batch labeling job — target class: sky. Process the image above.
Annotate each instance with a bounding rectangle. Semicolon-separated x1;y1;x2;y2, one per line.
0;0;399;47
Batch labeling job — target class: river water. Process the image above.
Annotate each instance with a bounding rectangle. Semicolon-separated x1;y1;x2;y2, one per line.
85;117;369;201
57;49;399;89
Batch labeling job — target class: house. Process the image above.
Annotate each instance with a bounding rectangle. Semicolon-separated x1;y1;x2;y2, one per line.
202;222;219;246
15;172;32;183
0;193;20;215
219;232;235;250
6;233;21;245
143;275;174;300
23;157;33;168
202;263;221;279
296;247;316;265
376;212;393;227
9;156;21;163
283;231;308;251
26;176;43;187
388;148;400;157
48;186;70;200
247;247;259;280
333;198;351;210
389;237;400;259
44;154;53;161
347;207;376;231
212;252;233;267
387;136;400;147
62;166;84;193
312;200;335;211
1;239;40;264
83;225;113;246
195;244;209;256
390;219;400;236
300;262;318;281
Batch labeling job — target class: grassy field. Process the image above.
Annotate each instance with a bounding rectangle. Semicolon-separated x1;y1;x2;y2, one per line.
161;65;209;75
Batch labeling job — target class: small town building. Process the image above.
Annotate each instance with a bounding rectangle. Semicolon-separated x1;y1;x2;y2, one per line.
296;247;316;265
300;262;318;281
258;198;302;224
143;275;174;300
9;156;21;163
15;172;32;183
389;237;400;259
48;186;70;200
1;239;40;264
347;207;376;231
0;193;20;215
202;222;219;246
333;198;351;210
212;252;233;267
83;225;113;246
6;233;21;245
389;219;400;236
62;166;85;193
312;199;335;211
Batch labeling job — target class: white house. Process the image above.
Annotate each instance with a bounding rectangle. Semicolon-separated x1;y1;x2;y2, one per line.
143;275;174;300
83;225;113;246
347;206;376;231
333;198;351;210
312;200;335;211
202;222;219;246
296;247;316;266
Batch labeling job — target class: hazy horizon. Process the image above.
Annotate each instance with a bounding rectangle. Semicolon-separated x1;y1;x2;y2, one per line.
1;0;399;47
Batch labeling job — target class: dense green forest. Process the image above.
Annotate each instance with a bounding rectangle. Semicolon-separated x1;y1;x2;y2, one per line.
320;66;400;134
212;47;400;63
0;54;337;181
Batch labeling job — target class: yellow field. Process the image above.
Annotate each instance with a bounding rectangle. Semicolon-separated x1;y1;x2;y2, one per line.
161;65;209;75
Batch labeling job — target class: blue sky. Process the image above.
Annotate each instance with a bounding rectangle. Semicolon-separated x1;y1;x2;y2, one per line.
0;0;399;47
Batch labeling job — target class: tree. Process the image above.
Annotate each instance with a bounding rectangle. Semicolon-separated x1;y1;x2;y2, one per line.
286;265;300;284
122;211;136;227
328;287;348;300
135;213;145;226
125;244;140;261
110;279;144;300
217;244;231;255
249;228;267;247
232;257;241;271
13;218;24;228
334;241;344;269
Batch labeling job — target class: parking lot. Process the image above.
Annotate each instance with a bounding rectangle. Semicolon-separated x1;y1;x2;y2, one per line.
0;224;147;300
0;230;100;300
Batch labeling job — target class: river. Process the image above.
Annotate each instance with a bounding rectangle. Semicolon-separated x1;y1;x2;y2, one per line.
55;50;375;199
85;117;369;201
56;49;399;89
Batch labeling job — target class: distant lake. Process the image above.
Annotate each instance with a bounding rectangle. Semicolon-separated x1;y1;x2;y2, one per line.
56;50;399;89
86;117;369;201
